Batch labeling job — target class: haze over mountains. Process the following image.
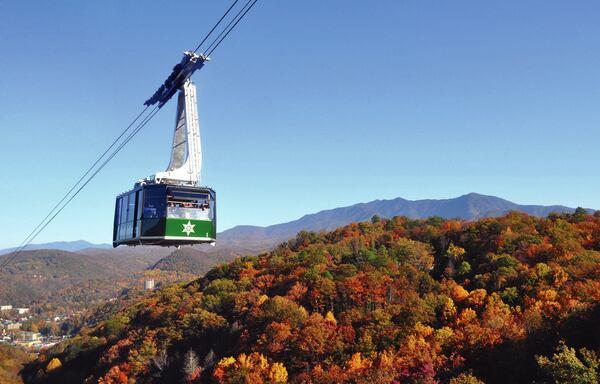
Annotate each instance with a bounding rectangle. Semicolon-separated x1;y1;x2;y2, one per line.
2;193;592;254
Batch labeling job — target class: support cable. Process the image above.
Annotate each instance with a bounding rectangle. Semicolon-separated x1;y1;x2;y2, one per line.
13;106;151;252
193;0;241;54
205;0;259;56
0;106;159;270
1;0;260;270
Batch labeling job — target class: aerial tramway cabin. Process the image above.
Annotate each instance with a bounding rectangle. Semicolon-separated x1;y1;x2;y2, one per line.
113;184;216;246
113;51;217;247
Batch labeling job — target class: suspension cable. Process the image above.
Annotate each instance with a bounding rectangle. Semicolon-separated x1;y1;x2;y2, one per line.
1;0;260;270
0;106;160;271
205;0;259;56
13;106;151;253
193;0;241;54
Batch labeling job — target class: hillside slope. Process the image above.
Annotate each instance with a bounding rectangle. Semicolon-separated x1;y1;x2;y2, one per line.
0;344;33;384
0;250;119;306
0;245;249;315
0;249;173;316
24;210;600;383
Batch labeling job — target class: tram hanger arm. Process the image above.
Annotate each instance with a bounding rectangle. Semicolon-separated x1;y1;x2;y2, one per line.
144;51;210;108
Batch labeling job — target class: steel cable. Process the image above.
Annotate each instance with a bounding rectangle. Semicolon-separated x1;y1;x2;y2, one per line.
1;0;260;270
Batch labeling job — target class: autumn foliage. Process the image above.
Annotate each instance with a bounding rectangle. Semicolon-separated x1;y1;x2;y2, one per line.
23;210;600;383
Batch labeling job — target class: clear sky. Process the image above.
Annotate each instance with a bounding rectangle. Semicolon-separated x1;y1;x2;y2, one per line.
1;1;599;249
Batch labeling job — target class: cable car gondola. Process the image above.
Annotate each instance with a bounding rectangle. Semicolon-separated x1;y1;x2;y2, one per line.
113;52;216;247
114;183;216;246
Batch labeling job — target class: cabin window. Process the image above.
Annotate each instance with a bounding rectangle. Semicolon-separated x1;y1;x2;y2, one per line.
113;198;122;242
117;195;127;240
143;187;166;219
166;189;211;220
127;194;135;223
135;190;143;238
115;198;122;219
120;194;129;224
115;191;138;240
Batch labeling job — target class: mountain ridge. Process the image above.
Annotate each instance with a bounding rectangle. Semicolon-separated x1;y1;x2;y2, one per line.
217;192;592;249
2;193;593;254
0;240;111;256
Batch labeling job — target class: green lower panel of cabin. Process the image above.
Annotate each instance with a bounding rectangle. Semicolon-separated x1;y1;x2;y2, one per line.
165;218;216;239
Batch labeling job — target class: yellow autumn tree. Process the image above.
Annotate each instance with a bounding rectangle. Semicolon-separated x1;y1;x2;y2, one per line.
447;243;466;262
347;352;363;372
450;283;470;302
325;311;337;325
442;297;457;322
213;352;288;384
466;289;488;308
269;362;288;383
257;294;269;306
46;357;62;371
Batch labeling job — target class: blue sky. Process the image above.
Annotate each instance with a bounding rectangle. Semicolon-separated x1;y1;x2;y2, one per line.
1;1;599;248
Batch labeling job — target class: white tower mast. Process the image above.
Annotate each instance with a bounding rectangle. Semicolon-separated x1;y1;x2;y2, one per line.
139;51;209;187
152;79;202;186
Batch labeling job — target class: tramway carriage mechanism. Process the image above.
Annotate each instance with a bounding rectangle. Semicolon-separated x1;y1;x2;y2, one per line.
113;52;216;247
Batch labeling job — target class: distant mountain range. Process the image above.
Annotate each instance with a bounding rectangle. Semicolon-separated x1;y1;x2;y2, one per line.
217;193;593;249
0;192;593;318
1;193;593;254
0;240;111;256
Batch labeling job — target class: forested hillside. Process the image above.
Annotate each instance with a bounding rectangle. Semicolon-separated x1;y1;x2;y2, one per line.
0;246;238;320
0;250;121;307
152;247;255;275
0;250;162;323
23;210;600;383
0;345;33;384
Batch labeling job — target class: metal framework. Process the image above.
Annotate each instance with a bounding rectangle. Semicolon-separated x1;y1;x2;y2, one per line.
152;79;202;186
141;51;209;187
